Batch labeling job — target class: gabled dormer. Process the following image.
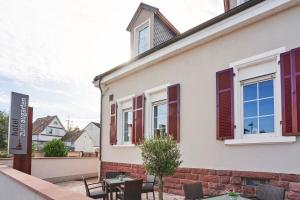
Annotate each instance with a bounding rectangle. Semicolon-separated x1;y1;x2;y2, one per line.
126;3;180;58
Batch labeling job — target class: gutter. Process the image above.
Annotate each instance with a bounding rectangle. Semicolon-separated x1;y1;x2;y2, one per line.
97;78;104;180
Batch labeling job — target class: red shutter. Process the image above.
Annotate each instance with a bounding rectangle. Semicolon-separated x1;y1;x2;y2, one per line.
282;48;300;136
132;94;145;144
281;51;293;135
216;68;234;140
293;48;300;134
109;103;117;145
167;84;180;142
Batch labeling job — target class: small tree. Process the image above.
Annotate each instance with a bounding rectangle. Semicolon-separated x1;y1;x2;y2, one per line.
43;139;68;157
140;135;182;200
0;111;9;149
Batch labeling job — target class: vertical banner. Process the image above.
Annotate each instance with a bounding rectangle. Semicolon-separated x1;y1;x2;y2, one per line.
8;92;29;155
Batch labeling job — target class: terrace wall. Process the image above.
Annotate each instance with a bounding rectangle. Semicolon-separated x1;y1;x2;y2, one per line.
0;157;99;183
0;164;91;200
101;161;300;200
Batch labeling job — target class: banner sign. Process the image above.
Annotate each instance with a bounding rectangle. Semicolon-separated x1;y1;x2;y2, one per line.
8;92;29;155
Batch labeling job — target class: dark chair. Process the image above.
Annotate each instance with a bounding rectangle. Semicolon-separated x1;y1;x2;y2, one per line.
253;184;285;200
82;176;108;199
142;175;156;200
106;171;123;179
116;179;143;200
183;182;204;200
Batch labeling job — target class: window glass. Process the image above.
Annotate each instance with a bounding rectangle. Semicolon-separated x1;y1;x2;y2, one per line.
243;79;274;134
138;26;150;54
153;102;167;137
123;110;132;143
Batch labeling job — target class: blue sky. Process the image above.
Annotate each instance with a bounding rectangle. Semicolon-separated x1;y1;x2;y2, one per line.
0;0;223;128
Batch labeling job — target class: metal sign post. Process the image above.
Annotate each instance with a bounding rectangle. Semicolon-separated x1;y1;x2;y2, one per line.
8;92;32;174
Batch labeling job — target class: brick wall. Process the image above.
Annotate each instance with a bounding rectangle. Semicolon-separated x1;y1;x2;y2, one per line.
101;161;300;200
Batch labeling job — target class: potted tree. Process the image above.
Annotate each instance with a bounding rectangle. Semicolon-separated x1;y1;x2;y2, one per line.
140;135;182;200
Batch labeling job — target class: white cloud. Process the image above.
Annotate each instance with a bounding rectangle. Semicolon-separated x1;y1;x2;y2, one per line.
0;92;10;104
0;0;223;127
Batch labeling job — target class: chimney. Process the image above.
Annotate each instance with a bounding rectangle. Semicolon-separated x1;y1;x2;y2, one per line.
224;0;230;12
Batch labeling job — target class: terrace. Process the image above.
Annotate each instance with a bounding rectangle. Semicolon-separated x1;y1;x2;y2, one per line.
57;179;184;200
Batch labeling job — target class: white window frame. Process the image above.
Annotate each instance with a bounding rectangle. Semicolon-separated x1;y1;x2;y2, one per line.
241;75;276;137
134;19;151;56
122;108;133;145
225;47;296;145
152;100;168;137
115;95;135;146
145;84;169;139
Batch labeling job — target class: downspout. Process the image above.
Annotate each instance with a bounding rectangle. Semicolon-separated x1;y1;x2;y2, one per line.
98;78;104;181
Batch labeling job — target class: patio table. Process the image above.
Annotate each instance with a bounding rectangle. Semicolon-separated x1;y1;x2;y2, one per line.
205;195;251;199
103;177;134;200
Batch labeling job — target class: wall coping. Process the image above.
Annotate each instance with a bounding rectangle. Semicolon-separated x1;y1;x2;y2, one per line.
0;164;92;200
0;157;99;161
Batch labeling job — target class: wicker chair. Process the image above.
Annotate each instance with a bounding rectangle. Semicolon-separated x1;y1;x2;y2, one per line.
252;184;285;200
183;182;204;200
116;179;143;200
142;175;156;200
82;176;108;199
105;171;125;199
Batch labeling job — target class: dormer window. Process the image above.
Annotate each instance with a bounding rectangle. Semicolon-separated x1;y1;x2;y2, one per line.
135;20;150;55
127;3;179;58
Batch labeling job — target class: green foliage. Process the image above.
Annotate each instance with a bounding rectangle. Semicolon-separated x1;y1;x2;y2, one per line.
32;143;37;152
43;139;68;157
0;111;9;149
0;151;9;158
140;135;182;200
228;192;238;197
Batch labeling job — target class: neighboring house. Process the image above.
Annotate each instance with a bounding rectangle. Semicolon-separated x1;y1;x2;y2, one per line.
81;122;101;152
62;122;100;152
93;0;300;198
61;129;83;151
32;116;66;150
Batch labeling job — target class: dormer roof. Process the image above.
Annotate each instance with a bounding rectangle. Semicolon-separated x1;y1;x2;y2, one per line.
126;3;180;35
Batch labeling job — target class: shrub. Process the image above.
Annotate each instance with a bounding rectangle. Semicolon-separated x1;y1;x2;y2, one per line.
140;135;182;200
0;151;9;158
43;139;68;157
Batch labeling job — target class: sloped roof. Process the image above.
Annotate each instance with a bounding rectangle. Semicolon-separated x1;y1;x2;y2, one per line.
32;116;55;135
61;129;84;142
126;2;180;35
91;122;101;128
94;0;263;82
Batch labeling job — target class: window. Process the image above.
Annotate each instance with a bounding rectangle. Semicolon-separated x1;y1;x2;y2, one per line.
138;26;150;54
152;101;167;137
135;20;150;55
122;109;133;143
116;95;134;145
243;178;268;187
145;85;168;139
224;47;296;145
49;128;53;134
243;78;275;135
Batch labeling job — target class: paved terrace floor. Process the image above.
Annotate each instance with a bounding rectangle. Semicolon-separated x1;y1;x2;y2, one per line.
56;178;184;200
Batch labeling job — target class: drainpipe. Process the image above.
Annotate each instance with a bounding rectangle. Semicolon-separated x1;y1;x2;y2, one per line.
97;78;104;181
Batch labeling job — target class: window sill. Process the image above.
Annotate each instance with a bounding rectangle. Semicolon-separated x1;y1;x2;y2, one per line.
224;136;296;145
112;144;136;148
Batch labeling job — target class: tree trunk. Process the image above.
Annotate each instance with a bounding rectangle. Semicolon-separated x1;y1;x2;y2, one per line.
158;176;164;200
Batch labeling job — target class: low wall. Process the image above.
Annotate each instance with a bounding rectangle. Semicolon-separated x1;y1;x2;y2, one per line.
0;157;99;183
101;161;300;200
0;165;91;200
